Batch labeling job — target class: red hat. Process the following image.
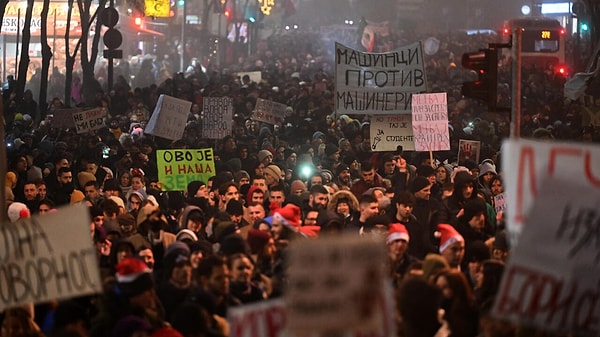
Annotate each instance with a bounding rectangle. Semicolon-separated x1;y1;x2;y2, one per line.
438;224;464;253
151;327;184;337
298;225;321;239
273;204;301;228
386;223;410;245
115;258;154;297
247;229;272;255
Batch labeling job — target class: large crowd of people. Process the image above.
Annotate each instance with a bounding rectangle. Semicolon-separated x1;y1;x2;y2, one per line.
1;26;594;337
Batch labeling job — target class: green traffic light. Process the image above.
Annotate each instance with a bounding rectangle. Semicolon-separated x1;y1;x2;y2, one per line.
178;0;184;7
581;23;589;31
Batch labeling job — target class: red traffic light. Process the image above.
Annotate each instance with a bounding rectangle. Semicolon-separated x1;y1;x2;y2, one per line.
134;17;142;26
461;48;498;110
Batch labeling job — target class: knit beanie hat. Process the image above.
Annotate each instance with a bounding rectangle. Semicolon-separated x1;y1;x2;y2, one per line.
478;161;497;177
257;149;273;163
386;223;410;245
77;171;97;188
115;258;154;298
176;229;199;243
409;176;431;194
289;180;306;194
234;170;250;184
225;199;244;216
117;213;136;228
186;180;206;198
264;165;281;182
163;242;191;278
422;253;450;281
437;224;464;253
325;143;339;156
219;233;250;256
8;202;30;222
70;189;86;204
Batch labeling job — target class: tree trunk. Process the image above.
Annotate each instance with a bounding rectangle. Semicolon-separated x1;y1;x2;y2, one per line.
79;0;106;105
39;0;53;119
16;0;35;100
64;0;75;106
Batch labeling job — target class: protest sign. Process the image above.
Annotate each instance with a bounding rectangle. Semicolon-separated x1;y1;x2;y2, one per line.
502;139;600;244
493;192;507;214
492;179;600;336
335;42;427;115
73;108;107;134
411;92;450;151
253;98;286;125
50;108;79;129
156;148;215;191
237;71;262;85
458;139;481;164
370;114;415;152
0;204;102;311
285;235;386;333
145;94;192;140
202;97;233;139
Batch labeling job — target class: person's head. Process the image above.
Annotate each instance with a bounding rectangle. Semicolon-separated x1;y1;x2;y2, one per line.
131;173;145;191
226;199;244;225
465;240;491;286
251;175;267;193
164;242;192;288
435;165;450;184
336;197;352;217
433;269;474;308
264;165;282;186
57;167;73;186
454;171;476;200
394;191;415;220
304;209;319;227
417;165;436;186
461;198;487;233
438;224;465;269
84;181;100;200
268;185;286;207
186;209;205;233
129;193;143;211
117;213;137;236
138;246;155;270
103;178;121;197
358;194;379;221
227;253;254;284
120;171;132;187
308;184;329;210
247;202;266;222
336;164;351;184
359;161;376;185
38;199;54;214
219;182;240;206
196;255;229;296
36;180;48;200
410;176;432;200
490;176;503;197
397;277;443;337
387;223;410;261
309;173;324;187
23;181;38;201
248;187;265;205
382;153;396;175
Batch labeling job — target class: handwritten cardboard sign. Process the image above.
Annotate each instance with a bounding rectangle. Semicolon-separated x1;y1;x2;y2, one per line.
492;179;600;336
253;98;286;125
370;114;415;152
458;139;481;164
493;192;507;214
0;204;102;310
335;42;427;115
411;92;450;151
73;108;107;134
202;97;233;139
285;235;386;333
50;108;79;129
502;139;600;244
145;94;192;140
156;149;216;191
237;71;262;85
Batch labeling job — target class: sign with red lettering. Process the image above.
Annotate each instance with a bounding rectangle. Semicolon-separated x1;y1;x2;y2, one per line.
72;108;107;134
411;92;450;151
145;94;192;140
0;204;102;311
492;179;600;336
253;98;286;125
502;139;600;244
370;114;415;152
156;148;215;191
285;235;388;333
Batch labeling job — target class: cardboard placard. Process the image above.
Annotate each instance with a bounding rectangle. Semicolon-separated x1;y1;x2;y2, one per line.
370;114;415;152
458;139;481;164
145;94;192;140
253;98;286;125
73;108;107;134
156;148;216;191
202;97;233;139
411;92;450;151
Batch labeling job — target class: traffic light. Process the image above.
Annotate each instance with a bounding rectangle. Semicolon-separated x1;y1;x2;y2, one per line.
134;16;142;26
461;48;498;111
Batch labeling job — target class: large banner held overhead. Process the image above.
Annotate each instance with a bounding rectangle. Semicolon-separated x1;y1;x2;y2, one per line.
335;42;427;114
157;149;216;191
370;114;415;152
145;95;192;141
492;179;600;336
502;139;600;245
0;204;102;311
202;97;233;139
253;98;286;125
411;92;450;151
73;108;107;134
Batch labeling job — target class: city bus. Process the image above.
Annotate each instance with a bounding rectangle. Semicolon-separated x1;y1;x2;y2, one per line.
501;16;567;75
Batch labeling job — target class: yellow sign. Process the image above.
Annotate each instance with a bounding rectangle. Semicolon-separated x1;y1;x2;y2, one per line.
541;30;551;39
145;0;170;18
258;0;275;15
157;149;216;191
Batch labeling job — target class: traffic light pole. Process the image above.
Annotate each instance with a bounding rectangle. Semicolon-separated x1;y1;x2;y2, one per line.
510;28;522;138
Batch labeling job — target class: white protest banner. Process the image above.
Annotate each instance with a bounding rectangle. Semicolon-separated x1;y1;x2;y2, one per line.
73;108;107;134
253;98;286;125
237;71;262;84
145;94;192;140
0;204;102;311
458;139;481;164
370;114;415;152
502;139;600;244
50;108;79;129
493;192;507;214
285;235;386;333
335;42;427;115
202;97;233;139
492;179;600;336
411;92;450;151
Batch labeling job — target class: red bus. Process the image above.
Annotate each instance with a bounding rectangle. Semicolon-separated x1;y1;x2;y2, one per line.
501;16;568;75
